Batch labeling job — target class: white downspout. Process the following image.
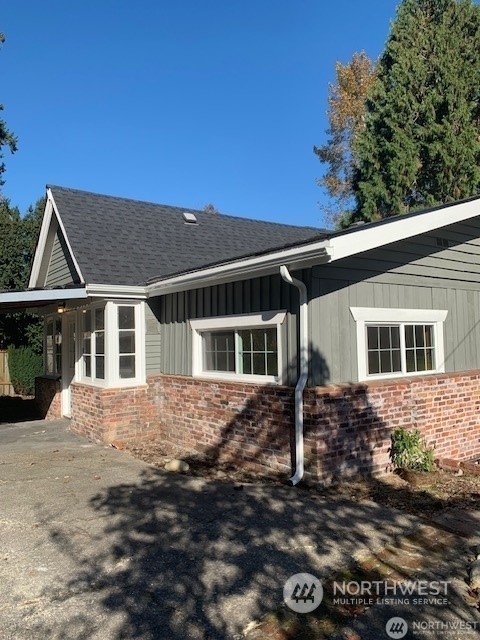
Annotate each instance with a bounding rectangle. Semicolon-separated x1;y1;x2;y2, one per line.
280;265;308;486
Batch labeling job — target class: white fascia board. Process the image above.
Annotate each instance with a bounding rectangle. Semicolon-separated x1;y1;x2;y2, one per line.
49;188;85;284
28;196;53;288
0;288;88;305
329;198;480;262
86;284;147;299
147;244;331;296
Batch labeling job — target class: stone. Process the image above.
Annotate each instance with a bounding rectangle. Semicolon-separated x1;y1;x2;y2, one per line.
164;459;190;473
469;559;480;590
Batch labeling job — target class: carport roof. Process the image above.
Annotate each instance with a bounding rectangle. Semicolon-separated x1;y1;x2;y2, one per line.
0;286;87;312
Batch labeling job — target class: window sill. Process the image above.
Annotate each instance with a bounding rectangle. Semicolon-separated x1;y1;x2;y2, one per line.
361;368;444;382
193;371;282;385
76;377;147;389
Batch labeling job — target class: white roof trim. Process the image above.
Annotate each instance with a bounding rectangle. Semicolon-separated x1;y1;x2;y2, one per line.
328;197;480;262
0;288;88;305
86;284;147;299
28;196;54;288
29;188;85;288
147;244;331;295
147;196;480;295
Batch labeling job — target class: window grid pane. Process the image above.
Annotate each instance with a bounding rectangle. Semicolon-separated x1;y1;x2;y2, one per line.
82;307;106;380
82;311;92;379
46;320;54;374
118;306;136;379
405;324;435;372
45;318;63;376
202;326;278;377
366;323;436;376
238;328;277;376
366;325;401;375
203;331;235;372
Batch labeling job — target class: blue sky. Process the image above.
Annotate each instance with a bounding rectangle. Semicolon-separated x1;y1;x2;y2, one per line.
1;1;399;228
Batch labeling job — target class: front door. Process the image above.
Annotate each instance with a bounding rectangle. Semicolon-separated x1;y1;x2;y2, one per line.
61;314;76;417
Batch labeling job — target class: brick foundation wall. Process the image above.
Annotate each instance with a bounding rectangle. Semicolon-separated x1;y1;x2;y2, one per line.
66;370;480;483
157;376;295;476
35;376;61;420
70;378;162;443
156;371;480;482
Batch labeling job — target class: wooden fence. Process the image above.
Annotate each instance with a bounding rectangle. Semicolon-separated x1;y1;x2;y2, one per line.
0;351;14;396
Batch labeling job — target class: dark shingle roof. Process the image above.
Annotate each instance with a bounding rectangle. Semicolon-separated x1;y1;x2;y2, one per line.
49;186;327;286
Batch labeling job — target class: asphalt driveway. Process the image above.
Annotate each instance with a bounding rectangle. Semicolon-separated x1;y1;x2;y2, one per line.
0;419;436;639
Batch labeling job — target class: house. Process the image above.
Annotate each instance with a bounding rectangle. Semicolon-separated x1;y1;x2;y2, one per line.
2;185;480;483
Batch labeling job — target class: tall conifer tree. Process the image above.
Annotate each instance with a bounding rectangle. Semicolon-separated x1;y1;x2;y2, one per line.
0;33;16;191
352;0;480;222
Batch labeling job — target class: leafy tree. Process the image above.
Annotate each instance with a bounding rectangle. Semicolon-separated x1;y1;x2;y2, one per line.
352;0;480;222
0;198;44;352
0;199;24;290
0;33;17;190
0;33;42;355
314;52;377;225
23;197;46;266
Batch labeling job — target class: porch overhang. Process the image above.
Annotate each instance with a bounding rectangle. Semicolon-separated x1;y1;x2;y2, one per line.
0;286;88;312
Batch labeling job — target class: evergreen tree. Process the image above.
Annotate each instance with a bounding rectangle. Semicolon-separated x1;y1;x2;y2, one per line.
352;0;480;222
0;33;17;190
0;199;24;290
0;198;44;351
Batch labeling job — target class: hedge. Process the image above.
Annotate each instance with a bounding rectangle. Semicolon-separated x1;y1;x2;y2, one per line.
7;346;43;396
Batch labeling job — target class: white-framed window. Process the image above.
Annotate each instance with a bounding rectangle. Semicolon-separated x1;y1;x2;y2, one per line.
79;300;145;387
350;307;448;381
81;304;105;382
190;310;287;384
117;305;137;380
45;316;62;375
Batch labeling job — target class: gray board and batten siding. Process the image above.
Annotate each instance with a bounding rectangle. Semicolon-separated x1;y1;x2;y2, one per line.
44;229;80;288
146;271;314;387
148;216;480;386
312;217;480;384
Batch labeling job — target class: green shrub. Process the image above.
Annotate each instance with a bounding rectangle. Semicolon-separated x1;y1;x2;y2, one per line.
7;345;43;396
390;428;435;472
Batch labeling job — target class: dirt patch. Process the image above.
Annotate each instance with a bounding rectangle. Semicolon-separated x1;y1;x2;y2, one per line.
321;469;480;518
125;438;480;519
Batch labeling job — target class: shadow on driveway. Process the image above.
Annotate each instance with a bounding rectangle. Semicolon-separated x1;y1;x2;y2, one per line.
0;421;420;639
39;468;416;639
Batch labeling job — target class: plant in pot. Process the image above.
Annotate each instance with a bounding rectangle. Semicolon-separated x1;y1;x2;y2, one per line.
390;428;436;486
